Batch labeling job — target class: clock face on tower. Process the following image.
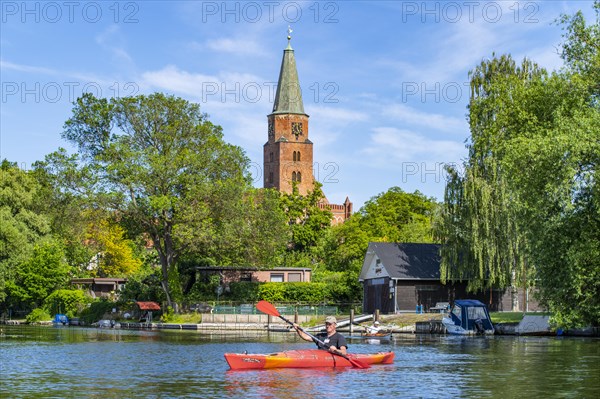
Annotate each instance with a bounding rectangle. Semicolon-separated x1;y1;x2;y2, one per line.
291;122;303;139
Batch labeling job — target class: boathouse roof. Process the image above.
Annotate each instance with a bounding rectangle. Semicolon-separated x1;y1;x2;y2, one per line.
360;242;441;281
136;301;161;311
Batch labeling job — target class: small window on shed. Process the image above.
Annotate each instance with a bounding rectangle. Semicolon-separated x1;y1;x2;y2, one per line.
288;273;302;282
240;272;252;282
270;273;284;282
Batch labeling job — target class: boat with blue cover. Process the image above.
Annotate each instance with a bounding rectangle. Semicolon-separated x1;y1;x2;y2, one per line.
53;314;68;326
441;299;495;335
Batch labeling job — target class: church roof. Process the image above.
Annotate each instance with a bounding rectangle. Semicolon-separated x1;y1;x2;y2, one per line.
271;39;307;116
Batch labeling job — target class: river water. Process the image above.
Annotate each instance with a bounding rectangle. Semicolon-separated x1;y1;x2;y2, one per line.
1;325;598;398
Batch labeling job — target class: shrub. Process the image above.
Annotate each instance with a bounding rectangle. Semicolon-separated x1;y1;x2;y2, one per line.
26;308;51;323
79;299;116;324
258;282;330;303
43;289;89;318
160;306;175;322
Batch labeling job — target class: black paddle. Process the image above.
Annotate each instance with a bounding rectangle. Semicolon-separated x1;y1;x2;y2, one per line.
256;300;370;369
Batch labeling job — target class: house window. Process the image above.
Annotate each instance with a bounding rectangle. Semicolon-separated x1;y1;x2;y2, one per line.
288;273;302;282
369;278;385;285
270;273;284;282
241;272;252;282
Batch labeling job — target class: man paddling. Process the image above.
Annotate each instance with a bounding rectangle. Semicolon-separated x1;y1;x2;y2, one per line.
366;321;381;334
293;316;348;355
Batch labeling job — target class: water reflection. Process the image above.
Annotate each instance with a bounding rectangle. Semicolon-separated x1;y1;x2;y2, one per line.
1;325;598;399
225;368;333;398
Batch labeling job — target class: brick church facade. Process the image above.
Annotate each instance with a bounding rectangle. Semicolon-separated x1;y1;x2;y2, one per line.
263;34;352;224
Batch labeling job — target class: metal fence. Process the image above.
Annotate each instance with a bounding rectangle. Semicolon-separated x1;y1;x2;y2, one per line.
209;303;357;315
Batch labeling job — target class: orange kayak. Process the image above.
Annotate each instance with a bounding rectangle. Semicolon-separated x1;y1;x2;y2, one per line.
225;349;395;370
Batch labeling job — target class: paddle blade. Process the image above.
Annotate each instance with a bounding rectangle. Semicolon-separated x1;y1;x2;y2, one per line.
348;357;371;369
256;300;280;317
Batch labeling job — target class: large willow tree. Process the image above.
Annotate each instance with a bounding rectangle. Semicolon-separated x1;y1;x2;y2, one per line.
436;55;541;291
436;3;600;327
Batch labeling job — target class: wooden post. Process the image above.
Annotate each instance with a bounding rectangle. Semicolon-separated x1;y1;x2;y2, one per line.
294;310;298;324
523;260;528;313
375;309;380;322
350;309;354;335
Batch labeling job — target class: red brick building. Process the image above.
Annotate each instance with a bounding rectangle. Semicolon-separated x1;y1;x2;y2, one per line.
263;34;352;224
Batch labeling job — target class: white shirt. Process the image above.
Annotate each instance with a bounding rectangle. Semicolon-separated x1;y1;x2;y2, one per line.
366;325;380;334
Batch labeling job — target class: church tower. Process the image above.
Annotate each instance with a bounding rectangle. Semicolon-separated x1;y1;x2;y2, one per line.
263;31;314;195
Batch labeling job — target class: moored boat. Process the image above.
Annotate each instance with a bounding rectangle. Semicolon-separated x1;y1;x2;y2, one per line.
441;299;495;335
360;332;391;339
53;314;68;326
225;349;395;370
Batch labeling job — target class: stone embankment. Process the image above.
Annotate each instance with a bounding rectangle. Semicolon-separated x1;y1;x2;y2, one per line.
3;313;597;336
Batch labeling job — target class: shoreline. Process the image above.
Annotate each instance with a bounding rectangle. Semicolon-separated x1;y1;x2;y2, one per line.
3;318;598;337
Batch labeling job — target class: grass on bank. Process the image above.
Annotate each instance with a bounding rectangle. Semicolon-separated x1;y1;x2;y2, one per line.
489;312;550;324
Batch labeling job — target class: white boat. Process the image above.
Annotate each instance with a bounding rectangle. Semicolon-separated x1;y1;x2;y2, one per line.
441;300;495;335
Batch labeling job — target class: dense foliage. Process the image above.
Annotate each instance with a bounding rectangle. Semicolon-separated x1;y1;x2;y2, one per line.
435;3;600;327
59;93;258;308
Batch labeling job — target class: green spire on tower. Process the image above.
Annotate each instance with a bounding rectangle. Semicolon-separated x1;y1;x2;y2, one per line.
271;26;306;115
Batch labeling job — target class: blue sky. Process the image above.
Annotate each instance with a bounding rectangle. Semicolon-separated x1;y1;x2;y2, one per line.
1;1;594;210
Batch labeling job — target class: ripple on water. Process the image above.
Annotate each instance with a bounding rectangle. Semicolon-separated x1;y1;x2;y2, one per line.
1;326;599;399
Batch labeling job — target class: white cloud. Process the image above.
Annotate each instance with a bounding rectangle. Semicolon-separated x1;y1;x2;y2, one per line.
0;60;124;87
364;126;466;165
205;38;266;55
141;65;270;109
382;104;466;133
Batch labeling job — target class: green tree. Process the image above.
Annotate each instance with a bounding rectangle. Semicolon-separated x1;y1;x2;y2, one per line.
436;2;600;327
86;219;142;277
43;289;89;318
358;187;437;243
60;93;251;308
280;181;332;253
0;161;52;306
557;1;600;95
180;187;288;268
6;239;70;309
32;149;101;273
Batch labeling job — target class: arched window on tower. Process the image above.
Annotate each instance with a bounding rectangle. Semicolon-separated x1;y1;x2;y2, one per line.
297;151;301;162
292;171;297;182
293;151;297;162
297;171;302;182
270;152;274;162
